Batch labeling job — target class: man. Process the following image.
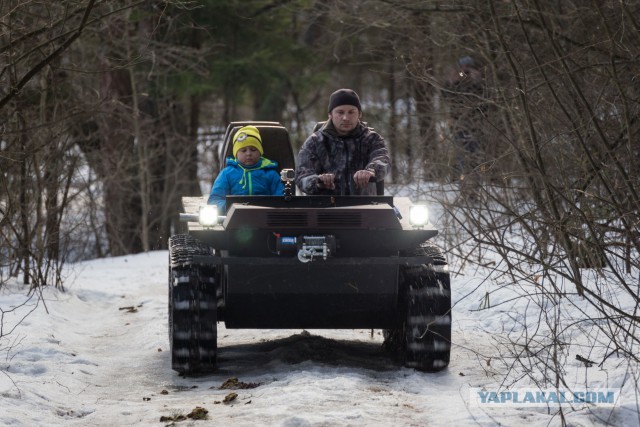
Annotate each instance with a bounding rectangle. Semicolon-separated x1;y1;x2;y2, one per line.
295;88;391;195
443;56;486;176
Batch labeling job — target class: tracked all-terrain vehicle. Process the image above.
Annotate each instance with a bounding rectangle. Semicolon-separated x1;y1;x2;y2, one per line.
168;121;451;374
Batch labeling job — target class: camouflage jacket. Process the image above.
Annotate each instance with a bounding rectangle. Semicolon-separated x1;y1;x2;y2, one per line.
295;120;391;195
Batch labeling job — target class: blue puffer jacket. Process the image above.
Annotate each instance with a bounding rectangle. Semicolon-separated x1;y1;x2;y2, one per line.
207;157;284;212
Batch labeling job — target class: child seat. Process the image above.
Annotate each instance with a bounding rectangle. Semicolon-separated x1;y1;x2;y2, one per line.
219;121;295;172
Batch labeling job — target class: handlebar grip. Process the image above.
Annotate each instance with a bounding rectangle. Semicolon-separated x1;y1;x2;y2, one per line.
330;173;377;183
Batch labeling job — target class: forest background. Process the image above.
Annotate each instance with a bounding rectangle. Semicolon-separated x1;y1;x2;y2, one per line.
1;1;639;417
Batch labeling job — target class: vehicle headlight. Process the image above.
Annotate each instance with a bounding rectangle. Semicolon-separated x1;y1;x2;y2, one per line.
198;205;219;227
409;205;429;228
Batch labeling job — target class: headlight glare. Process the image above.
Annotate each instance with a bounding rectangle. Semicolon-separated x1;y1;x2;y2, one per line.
199;205;219;227
409;205;429;227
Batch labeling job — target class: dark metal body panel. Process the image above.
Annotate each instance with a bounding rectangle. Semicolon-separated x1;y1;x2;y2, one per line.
185;195;438;329
223;263;398;328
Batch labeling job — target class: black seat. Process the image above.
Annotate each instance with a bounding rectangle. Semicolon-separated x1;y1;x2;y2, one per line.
219;121;295;172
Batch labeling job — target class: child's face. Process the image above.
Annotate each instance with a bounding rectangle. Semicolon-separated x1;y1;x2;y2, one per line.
236;146;260;166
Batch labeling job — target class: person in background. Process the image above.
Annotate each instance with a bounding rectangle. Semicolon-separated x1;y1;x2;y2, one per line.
208;125;284;212
443;55;487;177
295;88;390;195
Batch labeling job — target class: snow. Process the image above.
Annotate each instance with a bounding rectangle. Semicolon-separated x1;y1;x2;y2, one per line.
1;251;638;426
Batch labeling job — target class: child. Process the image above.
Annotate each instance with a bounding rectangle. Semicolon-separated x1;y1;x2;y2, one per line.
208;125;284;212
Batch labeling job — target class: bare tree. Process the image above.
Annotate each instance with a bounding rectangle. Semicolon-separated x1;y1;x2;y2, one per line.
1;1;97;287
394;0;640;418
1;1;189;282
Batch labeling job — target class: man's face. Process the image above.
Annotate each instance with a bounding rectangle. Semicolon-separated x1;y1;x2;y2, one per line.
329;105;362;135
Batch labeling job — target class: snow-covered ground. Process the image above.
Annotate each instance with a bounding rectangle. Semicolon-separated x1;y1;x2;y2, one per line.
1;251;638;426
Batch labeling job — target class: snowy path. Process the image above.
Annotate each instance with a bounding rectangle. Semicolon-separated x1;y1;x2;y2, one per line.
1;252;632;426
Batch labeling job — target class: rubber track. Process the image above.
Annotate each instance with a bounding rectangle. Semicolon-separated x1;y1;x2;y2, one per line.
169;234;217;374
404;243;451;371
384;242;452;372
